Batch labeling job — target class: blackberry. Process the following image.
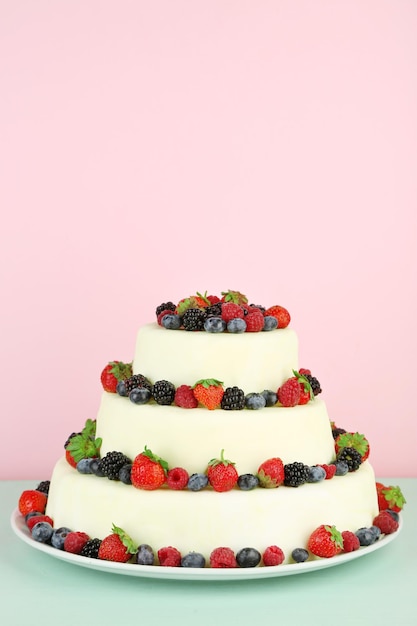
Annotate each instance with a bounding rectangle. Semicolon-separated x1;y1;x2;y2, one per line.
98;451;132;480
124;374;152;395
152;380;176;405
332;427;347;440
250;303;266;313
284;462;310;487
182;308;207;331
155;301;176;316
221;386;245;410
80;538;102;559
336;447;362;472
205;303;222;317
304;375;322;396
36;480;50;495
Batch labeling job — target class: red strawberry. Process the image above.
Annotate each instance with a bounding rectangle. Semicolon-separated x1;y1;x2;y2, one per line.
376;482;406;512
64;531;90;554
263;545;285;566
221;290;248;306
174;385;198;408
245;311;265;332
372;511;400;535
206;294;221;305
27;514;54;532
221;302;245;323
257;457;285;488
210;547;237;568
167;467;189;490
192;379;224;410
131;446;168;490
65;431;102;468
18;490;48;517
277;377;301;407
176;295;207;316
100;361;132;393
207;449;238;492
264;305;291;329
292;370;314;405
335;432;370;462
307;525;344;558
98;524;137;562
341;530;360;553
158;546;182;567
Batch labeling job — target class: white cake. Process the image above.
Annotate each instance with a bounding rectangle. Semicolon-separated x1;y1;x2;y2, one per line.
45;296;380;566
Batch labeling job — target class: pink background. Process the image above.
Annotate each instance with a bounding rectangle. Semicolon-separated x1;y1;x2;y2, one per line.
1;1;416;480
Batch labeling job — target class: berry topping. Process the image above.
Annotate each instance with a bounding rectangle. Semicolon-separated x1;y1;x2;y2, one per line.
376;482;406;512
31;521;54;544
64;419;102;467
307;465;327;483
182;308;207;331
341;530;360;553
209;547;237;568
291;548;309;563
227;318;247;333
80;538;102;558
156;301;176;317
335;432;370;462
181;552;206;568
307;525;343;558
221;290;248;305
98;524;137;562
152;380;176;405
261;389;278;406
207;449;239;492
35;480;50;495
263;305;291;328
263;545;285;566
283;462;310;487
204;317;226;333
257;458;285;488
192;379;224;410
136;544;155;565
262;316;278;331
98;451;132;481
64;531;90;554
158;546;182;567
100;361;133;393
221;386;245;410
27;514;54;532
245;392;267;409
174;385;198;409
123;374;152;396
244;311;265;332
161;314;182;330
236;548;262;568
237;473;260;490
277;377;301;407
187;473;209;491
336;447;363;472
167;467;190;490
372;511;400;534
18;490;48;517
319;463;337;480
131;447;168;490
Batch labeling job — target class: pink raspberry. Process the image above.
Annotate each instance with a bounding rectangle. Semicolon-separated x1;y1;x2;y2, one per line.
277;378;301;407
320;464;337;480
174;385;198;408
158;546;182;567
262;545;285;566
167;467;189;490
27;515;54;532
372;511;399;535
64;531;90;554
245;311;264;332
209;547;237;568
221;302;244;323
341;530;360;553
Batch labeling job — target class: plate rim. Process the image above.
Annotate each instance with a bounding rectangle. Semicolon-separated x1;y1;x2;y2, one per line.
10;508;402;581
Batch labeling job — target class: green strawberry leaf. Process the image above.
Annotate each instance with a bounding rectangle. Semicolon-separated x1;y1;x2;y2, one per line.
293;370;314;400
142;446;169;473
324;525;344;550
193;378;224;389
208;449;235;468
111;524;137;555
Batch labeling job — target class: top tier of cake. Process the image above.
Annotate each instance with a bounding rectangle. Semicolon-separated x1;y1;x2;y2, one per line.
133;323;298;392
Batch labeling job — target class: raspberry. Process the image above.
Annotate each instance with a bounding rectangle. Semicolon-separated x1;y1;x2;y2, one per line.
341;530;360;553
263;545;285;566
158;546;182;567
209;547;237;568
372;511;399;535
64;531;90;554
320;464;337;479
174;385;198;408
245;311;264;332
167;467;189;490
277;378;301;407
27;515;54;532
221;302;244;323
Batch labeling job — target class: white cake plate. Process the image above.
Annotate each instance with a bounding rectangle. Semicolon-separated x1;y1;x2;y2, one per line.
11;508;402;581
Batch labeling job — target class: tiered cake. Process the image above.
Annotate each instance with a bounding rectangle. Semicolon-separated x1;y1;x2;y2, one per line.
42;291;383;565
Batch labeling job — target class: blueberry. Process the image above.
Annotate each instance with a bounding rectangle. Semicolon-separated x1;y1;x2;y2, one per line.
129;387;152;404
369;525;381;541
187;473;209;491
237;473;259;491
355;527;379;546
204;317;226;333
181;552;206;568
118;463;132;484
32;522;54;544
386;510;400;522
77;458;93;474
335;460;349;476
136;544;155;565
116;380;128;396
162;314;182;330
89;458;106;477
236;547;261;568
291;548;309;563
261;389;278;407
227;318;247;333
307;465;326;483
51;526;72;549
245;393;266;410
263;316;278;331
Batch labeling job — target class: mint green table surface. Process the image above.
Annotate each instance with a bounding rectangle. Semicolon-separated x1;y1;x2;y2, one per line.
1;478;415;626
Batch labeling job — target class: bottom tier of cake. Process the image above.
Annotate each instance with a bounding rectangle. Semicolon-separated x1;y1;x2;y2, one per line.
46;458;379;564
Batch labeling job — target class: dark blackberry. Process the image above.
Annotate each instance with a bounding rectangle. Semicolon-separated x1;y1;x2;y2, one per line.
36;480;50;495
124;374;152;395
336;447;362;472
221;386;245;410
98;451;132;480
332;427;347;440
284;462;310;487
80;538;102;559
304;375;322;396
156;301;176;316
205;303;222;317
182;308;207;331
152;380;176;405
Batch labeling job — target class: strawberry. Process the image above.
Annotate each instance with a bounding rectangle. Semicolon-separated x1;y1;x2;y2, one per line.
27;514;54;532
372;511;400;534
18;490;48;517
192;379;224;410
65;424;102;468
98;524;137;562
100;361;133;393
307;525;344;558
376;482;406;512
221;290;248;306
335;432;370;462
207;449;239;492
277;377;301;407
176;295;207;316
131;446;168;490
293;370;314;405
221;302;245;323
257;457;285;488
264;305;291;329
245;311;265;332
174;385;198;408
